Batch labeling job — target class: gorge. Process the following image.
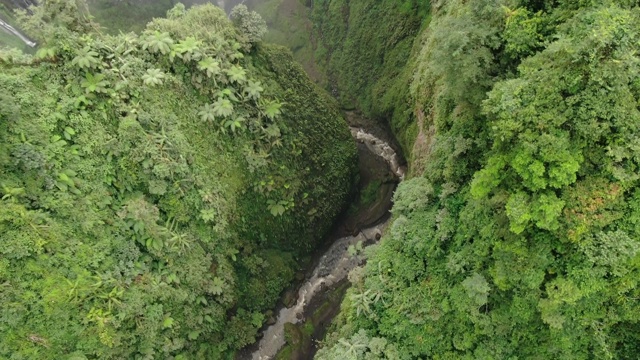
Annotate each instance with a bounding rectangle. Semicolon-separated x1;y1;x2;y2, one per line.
3;1;640;359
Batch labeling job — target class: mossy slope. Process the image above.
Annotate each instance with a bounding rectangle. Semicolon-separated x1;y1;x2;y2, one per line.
0;4;356;358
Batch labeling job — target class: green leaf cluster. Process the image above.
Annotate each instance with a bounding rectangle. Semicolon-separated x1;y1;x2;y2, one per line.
309;0;429;155
0;2;357;358
320;1;640;359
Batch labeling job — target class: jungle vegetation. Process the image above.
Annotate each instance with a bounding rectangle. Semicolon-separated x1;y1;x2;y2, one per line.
0;1;357;358
316;0;640;359
3;0;640;359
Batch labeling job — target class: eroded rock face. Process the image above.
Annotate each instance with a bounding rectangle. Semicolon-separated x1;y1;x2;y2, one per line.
339;142;397;237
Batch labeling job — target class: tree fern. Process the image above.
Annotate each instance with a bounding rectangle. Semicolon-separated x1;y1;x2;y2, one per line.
350;289;373;317
197;57;221;78
243;80;263;100
36;47;57;60
174;36;203;62
225;65;247;84
213;97;234;118
81;73;109;94
142;68;165;86
216;88;239;102
261;99;283;120
211;277;224;295
71;47;100;69
142;31;173;55
224;116;245;133
337;337;367;359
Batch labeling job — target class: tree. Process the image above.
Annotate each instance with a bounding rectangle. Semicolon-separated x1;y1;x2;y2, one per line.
1;2;359;359
198;57;221;78
141;31;173;55
320;2;640;359
229;4;267;44
71;47;100;69
80;72;109;93
198;103;216;123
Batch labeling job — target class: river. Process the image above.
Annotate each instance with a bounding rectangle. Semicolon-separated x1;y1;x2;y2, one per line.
0;1;402;357
0;18;36;47
245;126;405;360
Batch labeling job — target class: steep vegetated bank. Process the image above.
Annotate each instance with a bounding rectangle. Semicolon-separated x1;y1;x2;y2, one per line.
251;0;323;84
308;0;429;157
317;1;640;359
0;2;356;358
252;0;429;154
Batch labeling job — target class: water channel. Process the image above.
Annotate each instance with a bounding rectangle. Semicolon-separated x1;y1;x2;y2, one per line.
245;123;405;360
0;2;404;357
0;18;36;47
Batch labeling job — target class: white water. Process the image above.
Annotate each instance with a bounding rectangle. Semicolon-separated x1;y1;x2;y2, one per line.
0;19;36;48
350;127;406;179
251;225;386;360
250;130;403;360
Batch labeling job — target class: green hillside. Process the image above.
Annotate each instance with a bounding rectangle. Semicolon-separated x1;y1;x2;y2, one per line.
315;1;640;359
3;0;640;359
0;3;356;358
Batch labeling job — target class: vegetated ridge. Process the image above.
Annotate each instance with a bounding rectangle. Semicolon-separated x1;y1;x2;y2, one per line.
311;1;640;359
0;2;357;358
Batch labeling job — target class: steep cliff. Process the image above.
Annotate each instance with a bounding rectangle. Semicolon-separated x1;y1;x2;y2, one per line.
0;3;356;358
315;1;640;359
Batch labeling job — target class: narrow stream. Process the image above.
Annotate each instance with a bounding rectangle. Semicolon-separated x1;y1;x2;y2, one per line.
249;128;405;360
350;127;405;180
0;18;36;47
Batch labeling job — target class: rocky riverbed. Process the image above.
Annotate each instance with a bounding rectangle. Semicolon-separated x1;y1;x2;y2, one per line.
239;116;405;360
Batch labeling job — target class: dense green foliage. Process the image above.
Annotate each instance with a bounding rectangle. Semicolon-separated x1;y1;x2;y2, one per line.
0;2;356;358
319;1;640;359
230;4;267;44
309;0;429;154
5;0;640;358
